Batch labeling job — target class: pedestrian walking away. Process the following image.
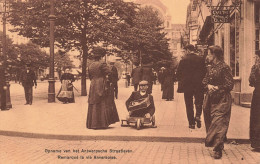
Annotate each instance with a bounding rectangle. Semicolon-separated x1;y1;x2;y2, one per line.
86;50;119;129
131;62;142;91
19;63;37;105
249;50;260;149
126;73;131;87
162;65;175;101
176;44;206;129
202;45;234;159
56;68;75;104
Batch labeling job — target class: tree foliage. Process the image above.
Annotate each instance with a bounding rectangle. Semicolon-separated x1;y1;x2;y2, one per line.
16;43;49;68
8;1;172;95
112;6;172;65
9;0;137;96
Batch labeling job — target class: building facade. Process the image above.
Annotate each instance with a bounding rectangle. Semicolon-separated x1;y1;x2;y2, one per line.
135;0;185;59
186;0;258;107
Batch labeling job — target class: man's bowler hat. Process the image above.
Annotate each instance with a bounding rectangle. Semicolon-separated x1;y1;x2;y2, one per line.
184;44;195;51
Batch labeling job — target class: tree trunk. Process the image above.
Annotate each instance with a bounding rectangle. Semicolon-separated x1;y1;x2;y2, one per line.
81;45;88;96
81;1;89;96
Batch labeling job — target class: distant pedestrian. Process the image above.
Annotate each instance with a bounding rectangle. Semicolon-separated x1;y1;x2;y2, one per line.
131;63;142;91
109;61;119;99
202;45;234;159
87;53;119;129
176;44;206;129
19;63;37;105
249;51;260;149
158;67;166;91
56;68;75;104
152;70;157;85
126;73;131;86
162;66;175;101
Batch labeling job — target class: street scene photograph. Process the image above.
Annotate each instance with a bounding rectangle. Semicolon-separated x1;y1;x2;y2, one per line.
0;0;260;163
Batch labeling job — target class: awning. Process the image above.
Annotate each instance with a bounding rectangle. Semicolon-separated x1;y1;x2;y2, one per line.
199;16;214;43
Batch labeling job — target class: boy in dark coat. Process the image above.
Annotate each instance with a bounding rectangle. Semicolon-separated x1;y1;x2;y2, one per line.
125;80;155;118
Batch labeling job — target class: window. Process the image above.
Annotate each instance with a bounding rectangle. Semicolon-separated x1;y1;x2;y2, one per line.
230;12;239;77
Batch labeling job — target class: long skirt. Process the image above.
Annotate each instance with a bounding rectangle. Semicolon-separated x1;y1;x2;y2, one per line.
87;101;110;129
106;85;119;125
162;79;174;99
56;80;75;103
162;84;174;99
203;92;232;151
86;86;119;129
250;88;260;148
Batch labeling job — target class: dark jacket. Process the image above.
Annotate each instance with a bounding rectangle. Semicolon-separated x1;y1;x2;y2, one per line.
141;66;154;83
125;91;155;117
88;61;111;104
131;66;142;85
176;53;206;92
20;69;37;87
110;65;119;85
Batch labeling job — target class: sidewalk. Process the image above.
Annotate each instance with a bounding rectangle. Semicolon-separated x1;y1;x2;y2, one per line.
0;80;250;142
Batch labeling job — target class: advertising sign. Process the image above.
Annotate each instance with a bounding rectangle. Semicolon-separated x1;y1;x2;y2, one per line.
211;10;230;23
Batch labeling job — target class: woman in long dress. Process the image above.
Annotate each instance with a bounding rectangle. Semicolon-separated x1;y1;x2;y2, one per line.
57;68;75;103
249;52;260;148
106;62;120;125
86;54;119;129
202;45;234;159
162;67;175;101
158;67;165;92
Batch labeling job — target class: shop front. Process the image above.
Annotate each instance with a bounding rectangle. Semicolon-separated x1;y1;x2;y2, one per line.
198;0;258;106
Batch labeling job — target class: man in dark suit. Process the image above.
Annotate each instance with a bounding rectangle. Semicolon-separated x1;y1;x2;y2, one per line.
176;44;206;129
109;61;119;99
20;64;37;105
131;62;142;91
141;61;154;94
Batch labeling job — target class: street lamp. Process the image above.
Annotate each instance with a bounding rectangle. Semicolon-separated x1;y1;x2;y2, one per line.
48;0;56;103
0;0;12;110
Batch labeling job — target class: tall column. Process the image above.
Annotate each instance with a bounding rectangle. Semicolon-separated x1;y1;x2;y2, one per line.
48;0;56;103
1;0;12;110
240;0;254;105
224;23;230;65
